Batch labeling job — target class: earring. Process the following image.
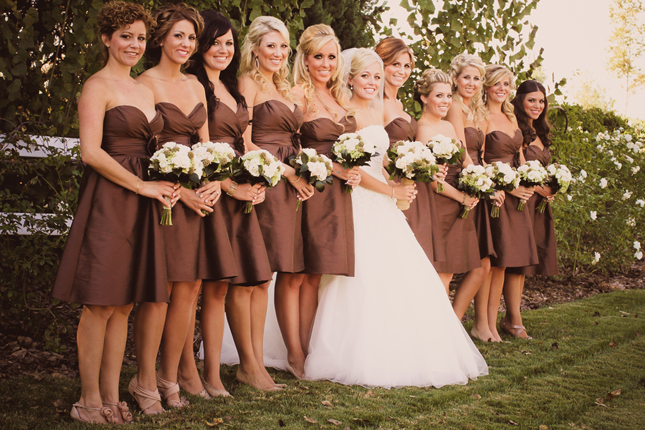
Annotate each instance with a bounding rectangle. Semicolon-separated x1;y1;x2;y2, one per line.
254;56;259;69
349;84;353;91
423;104;427;113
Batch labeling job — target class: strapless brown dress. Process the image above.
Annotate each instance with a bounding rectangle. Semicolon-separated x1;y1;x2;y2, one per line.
465;127;495;259
156;102;237;282
52;106;169;305
385;116;446;264
208;102;272;285
484;130;539;268
252;100;305;273
507;145;558;276
300;116;356;276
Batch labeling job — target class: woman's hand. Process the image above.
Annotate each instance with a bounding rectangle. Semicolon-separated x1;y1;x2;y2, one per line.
434;164;448;182
196;180;222;206
491;190;506;207
462;194;479;209
179;187;214;216
333;164;361;189
392;182;417;201
510;185;535;202
233;183;266;205
535;184;555;201
284;164;315;201
139;181;181;207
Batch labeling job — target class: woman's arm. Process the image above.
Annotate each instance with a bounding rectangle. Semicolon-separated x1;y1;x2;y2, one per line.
357;168;417;201
446;102;466;144
239;76;261;152
432;180;478;208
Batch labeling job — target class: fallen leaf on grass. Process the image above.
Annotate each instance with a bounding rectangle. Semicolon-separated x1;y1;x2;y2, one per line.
204;418;224;427
551;342;559;350
595;398;607;407
508;420;519;425
409;395;416;398
304;416;318;424
321;400;332;407
471;394;481;399
609;341;617;347
619;310;630;315
637;332;642;337
539;425;548;430
594;321;598;325
328;419;342;425
593;311;601;317
278;419;286;427
606;389;622;399
520;350;532;355
364;390;374;398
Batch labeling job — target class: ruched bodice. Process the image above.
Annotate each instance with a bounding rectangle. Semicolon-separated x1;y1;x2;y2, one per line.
156;102;206;146
208;102;248;156
484;130;522;167
384;116;418;148
101;106;163;157
252;100;303;161
300;116;357;157
464;127;484;166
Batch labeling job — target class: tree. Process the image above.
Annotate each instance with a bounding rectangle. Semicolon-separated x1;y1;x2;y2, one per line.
607;0;645;116
572;71;616;113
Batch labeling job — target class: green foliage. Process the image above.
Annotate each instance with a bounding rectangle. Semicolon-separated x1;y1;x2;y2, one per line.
549;103;644;274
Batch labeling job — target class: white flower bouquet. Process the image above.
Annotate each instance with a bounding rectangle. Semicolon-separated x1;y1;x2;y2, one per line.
231;149;285;213
457;164;495;218
537;163;572;213
385;140;439;210
148;142;201;225
332;132;378;193
516;160;548;211
288;148;334;210
484;161;520;218
426;134;464;192
191;141;237;214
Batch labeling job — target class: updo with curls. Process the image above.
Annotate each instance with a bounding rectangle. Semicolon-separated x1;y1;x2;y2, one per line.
413;68;451;106
146;3;204;64
97;1;155;64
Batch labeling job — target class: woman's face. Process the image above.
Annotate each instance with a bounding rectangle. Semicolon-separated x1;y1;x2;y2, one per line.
454;66;482;100
103;20;147;67
304;40;338;86
203;29;234;72
521;90;546;120
254;30;289;75
421;82;452;119
348;61;382;101
161;19;197;65
485;76;511;104
384;52;412;89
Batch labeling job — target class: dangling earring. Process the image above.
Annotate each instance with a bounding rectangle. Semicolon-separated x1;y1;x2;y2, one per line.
254;55;259;70
349;84;353;91
423;104;427;113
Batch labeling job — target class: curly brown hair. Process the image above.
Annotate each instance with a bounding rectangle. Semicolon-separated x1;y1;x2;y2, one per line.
146;3;204;64
97;1;155;64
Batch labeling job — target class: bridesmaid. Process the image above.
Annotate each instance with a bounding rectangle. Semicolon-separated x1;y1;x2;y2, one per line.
134;4;230;411
376;37;447;265
506;80;558;304
238;16;315;379
446;53;502;339
414;68;481;292
482;65;539;341
180;10;277;393
291;24;361;376
51;2;178;422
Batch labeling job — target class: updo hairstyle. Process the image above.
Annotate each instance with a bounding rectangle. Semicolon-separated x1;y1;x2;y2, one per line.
146;3;204;64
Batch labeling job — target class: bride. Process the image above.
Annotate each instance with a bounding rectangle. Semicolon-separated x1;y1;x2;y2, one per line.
221;49;488;389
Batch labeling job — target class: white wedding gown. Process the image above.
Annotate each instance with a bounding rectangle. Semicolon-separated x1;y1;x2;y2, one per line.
217;125;488;388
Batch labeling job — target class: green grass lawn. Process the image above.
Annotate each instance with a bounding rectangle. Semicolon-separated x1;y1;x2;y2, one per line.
1;290;644;429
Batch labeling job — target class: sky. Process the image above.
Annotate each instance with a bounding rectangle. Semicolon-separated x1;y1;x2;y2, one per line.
383;0;645;120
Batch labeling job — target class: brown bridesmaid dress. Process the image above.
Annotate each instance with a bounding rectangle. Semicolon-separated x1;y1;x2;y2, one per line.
156;102;237;282
465;127;496;259
507;144;558;276
52;106;169;305
385;116;447;264
300;116;356;276
251;100;305;273
484;130;539;268
207;102;272;285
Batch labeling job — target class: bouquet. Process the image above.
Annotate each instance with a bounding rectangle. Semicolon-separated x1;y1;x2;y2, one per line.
148;142;202;225
516;160;548;211
231;149;285;214
537;163;572;213
385;140;439;210
484;161;520;218
288;148;334;210
457;164;495;218
426;134;464;192
331;132;378;192
191;141;237;214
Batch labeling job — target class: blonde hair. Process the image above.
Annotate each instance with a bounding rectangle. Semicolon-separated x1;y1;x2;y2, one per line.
413;68;451;106
483;64;516;121
450;53;486;125
348;48;383;82
293;24;347;119
240;16;293;100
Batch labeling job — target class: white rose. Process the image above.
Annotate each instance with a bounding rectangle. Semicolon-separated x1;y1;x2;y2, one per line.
302;148;317;158
173;153;192;170
590;211;597;220
309;161;328;180
600;178;608;188
344;138;359;152
245;158;261;176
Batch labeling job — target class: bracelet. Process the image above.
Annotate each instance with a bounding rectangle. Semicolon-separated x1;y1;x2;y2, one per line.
226;181;238;197
293;176;301;183
135;178;140;195
391;186;395;198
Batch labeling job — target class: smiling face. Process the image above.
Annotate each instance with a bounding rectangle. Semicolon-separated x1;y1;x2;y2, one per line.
384;51;412;89
348;61;382;101
254;30;289;76
102;20;147;67
421;82;452;118
521;90;546;120
454;65;482;100
486;75;511;104
161;19;197;64
304;39;338;86
203;29;234;72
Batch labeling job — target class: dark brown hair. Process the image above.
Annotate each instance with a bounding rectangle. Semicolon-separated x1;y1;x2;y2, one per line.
97;1;155;64
511;80;552;148
146;3;204;64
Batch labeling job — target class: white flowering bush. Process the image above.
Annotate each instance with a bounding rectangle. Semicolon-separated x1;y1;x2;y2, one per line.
548;104;644;274
231;149;285;213
288;148;334;210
